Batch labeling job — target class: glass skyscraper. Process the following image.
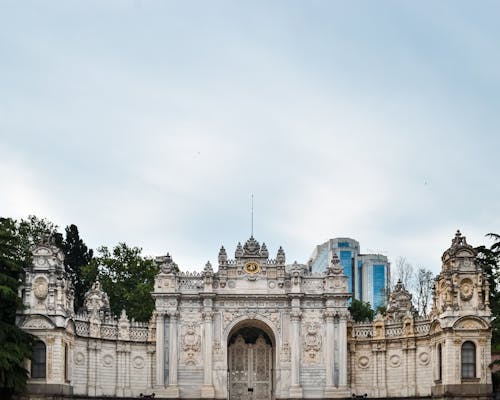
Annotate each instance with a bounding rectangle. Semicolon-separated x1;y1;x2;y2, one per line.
310;238;390;309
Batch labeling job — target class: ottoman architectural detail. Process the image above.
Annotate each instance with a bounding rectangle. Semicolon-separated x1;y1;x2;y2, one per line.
17;231;492;399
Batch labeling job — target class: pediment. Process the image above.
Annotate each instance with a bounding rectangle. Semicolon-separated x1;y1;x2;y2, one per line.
456;249;475;258
453;317;487;330
22;315;55;330
32;246;52;256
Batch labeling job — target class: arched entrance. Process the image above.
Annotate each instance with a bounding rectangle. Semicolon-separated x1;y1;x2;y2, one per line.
228;320;274;400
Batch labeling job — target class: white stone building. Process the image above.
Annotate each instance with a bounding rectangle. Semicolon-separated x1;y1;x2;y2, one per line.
17;231;493;399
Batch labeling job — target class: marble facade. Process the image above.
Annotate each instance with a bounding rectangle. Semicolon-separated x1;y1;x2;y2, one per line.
17;231;492;399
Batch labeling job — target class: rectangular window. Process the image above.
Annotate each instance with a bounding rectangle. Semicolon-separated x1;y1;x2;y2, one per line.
438;344;442;381
64;344;69;382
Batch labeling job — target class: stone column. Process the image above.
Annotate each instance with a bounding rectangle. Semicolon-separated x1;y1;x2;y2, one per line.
324;311;335;396
155;312;164;387
338;315;348;388
201;311;215;397
289;311;303;398
166;312;180;397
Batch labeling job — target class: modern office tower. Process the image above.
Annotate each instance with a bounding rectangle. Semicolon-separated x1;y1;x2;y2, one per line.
310;238;390;308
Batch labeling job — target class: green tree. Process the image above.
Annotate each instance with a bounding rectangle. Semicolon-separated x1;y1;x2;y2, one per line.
476;233;500;348
476;233;500;390
85;243;159;322
0;218;35;399
348;299;375;322
61;225;93;312
15;215;60;265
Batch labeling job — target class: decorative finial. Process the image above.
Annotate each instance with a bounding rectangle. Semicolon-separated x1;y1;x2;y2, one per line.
451;230;467;248
218;246;227;264
276;246;286;264
235;242;243;258
204;261;213;275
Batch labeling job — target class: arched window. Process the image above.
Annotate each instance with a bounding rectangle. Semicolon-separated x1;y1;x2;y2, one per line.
31;341;46;379
461;341;476;378
64;343;69;382
437;343;442;381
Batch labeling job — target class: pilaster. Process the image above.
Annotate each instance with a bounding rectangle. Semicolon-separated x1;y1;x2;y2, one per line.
201;309;215;398
289;310;303;398
324;311;336;396
165;312;179;397
155;312;165;388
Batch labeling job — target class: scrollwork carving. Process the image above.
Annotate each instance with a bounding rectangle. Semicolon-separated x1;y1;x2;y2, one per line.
303;322;322;364
182;322;201;365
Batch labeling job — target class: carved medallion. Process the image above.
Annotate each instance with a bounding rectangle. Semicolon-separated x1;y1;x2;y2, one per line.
460;279;474;301
389;354;401;367
418;352;430;365
33;277;48;300
358;356;370;368
102;354;114;367
75;352;85;365
133;356;145;369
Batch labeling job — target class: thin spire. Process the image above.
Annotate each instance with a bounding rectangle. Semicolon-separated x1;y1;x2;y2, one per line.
251;194;254;237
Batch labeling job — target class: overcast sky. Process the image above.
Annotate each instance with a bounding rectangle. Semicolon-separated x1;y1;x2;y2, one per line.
1;1;499;273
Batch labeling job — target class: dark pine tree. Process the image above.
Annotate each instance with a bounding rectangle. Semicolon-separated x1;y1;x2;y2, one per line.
62;225;93;313
476;233;500;347
476;233;500;391
0;218;35;399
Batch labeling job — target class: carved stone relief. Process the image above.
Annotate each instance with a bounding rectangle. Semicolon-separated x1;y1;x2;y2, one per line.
455;319;484;330
33;277;48;301
213;340;223;361
358;355;370;368
181;322;201;365
389;354;401;368
22;317;53;330
280;342;291;362
133;356;145;369
460;278;474;301
102;354;114;367
418;351;430;366
74;352;85;366
303;322;322;364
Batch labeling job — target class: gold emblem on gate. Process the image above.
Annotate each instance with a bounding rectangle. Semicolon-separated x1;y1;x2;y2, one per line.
244;261;260;274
